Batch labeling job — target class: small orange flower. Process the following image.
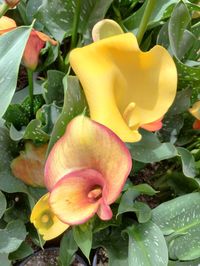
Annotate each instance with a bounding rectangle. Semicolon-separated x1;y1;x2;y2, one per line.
0;16;57;70
23;30;57;70
11;142;47;187
189;101;200;130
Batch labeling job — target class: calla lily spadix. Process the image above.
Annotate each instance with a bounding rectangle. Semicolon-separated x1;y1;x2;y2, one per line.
31;115;132;240
69;32;177;142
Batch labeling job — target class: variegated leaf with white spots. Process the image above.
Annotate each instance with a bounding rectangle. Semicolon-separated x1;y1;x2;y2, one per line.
152;193;200;261
125;221;168;266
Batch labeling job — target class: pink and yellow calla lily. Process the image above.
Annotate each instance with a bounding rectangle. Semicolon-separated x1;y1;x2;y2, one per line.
69;30;177;142
31;115;132;240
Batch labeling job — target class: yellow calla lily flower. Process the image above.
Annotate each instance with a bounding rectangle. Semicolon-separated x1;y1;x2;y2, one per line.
30;193;69;241
69;33;177;142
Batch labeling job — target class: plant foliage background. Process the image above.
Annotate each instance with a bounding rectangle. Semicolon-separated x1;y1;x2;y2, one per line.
0;0;199;265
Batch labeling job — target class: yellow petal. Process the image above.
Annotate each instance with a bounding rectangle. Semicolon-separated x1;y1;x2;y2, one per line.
0;16;16;34
92;19;124;42
69;33;177;142
189;101;200;120
30;193;69;241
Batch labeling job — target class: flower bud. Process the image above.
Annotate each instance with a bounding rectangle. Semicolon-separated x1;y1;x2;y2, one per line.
5;0;20;8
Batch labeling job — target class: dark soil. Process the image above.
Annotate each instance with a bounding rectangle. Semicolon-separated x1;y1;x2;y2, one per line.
18;248;87;266
131;162;169;208
17;66;28;90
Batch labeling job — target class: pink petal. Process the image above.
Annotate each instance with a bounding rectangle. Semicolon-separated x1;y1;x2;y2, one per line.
49;169;106;225
45;116;132;205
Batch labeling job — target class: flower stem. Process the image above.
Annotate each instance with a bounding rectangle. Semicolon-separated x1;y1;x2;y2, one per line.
70;0;81;50
27;69;34;118
0;2;9;18
136;0;156;45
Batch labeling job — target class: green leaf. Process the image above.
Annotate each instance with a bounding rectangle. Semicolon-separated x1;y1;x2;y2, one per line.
23;119;49;143
168;1;195;60
9;241;33;260
3;104;29;130
168;89;191;116
123;0;179;32
0;26;32;118
73;223;92;262
4;193;30;223
43;70;65;106
132;184;158;196
0;220;27;253
127;130;177;163
125;221;168;266
93;227;128;266
0;191;7;219
36;0;113;42
152;193;200;261
10;103;61;142
47;75;88;154
26;0;44;28
58;230;78;266
177;147;196;177
118;188;152;223
154;172;199;195
0;127;28;193
0;253;11;266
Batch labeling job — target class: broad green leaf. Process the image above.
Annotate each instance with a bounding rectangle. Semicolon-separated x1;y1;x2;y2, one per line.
43;70;65;105
177;147;196;177
0;127;28;193
132;184;158;196
23;119;49;143
0;191;7;219
36;0;113;42
154;172;199;195
0;220;27;253
123;0;178;32
127;130;177;163
0;253;11;266
125;222;168;266
58;230;78;266
152;193;200;261
175;57;200;88
26;0;44;28
93;227;128;266
167;89;191;116
3;193;30;223
4;94;45;132
0;26;32;118
118;188;152;223
168;1;195;60
73;223;92;262
157;17;200;96
47;75;88;154
92;214;120;233
9;242;33;260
